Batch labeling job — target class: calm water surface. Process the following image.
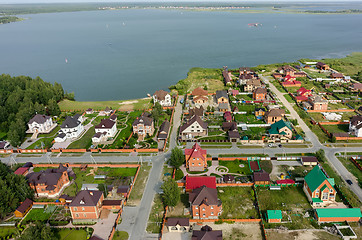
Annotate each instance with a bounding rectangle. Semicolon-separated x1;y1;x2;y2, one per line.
1;9;362;100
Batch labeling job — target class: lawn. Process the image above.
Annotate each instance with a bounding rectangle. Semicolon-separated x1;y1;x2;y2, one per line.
56;228;88;240
146;194;164;234
112;231;129;240
241;127;268;140
219;160;251;175
22;208;53;224
260;160;273;174
127;164;152;206
257;186;315;229
218;187;258;219
166;194;190;218
0;227;17;239
234;114;264;124
284;94;295;103
67;126;94;149
323;124;349;134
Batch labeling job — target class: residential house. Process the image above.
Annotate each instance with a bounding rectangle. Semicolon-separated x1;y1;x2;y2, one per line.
239;67;252;75
267;210;282;223
192;87;208;105
268;120;293;139
244;79;261;92
264;109;285;124
132;114;155;141
166;218;190;232
185;176;216;192
54;115;84;143
228;129;240;142
153;90;172;106
14;167;29;176
301;156;318;166
239;73;254;85
309;95;328;111
218;103;229;112
104;107;112;116
349;115;362;137
27;114;55;133
92;119;117;143
223;111;232;122
253;170;270;185
295;87;312;102
255;108;266;119
69;190;104;221
186;106;204;120
192;226;222;240
179;115;208;140
14;199;33;218
316;62;330;70
330;73;344;79
349;83;362;92
294;71;307;78
303;165;336;207
253;87;267;101
0;141;10;149
117;186;130;198
222;68;232;85
185;143;207;172
157;120;170;141
85;108;94;114
215;90;228;104
109;114;117;122
189;186;222;219
315;208;362;223
222;122;237;131
102;200;122;210
193;95;209;105
272;73;283;79
26;164;70;198
278;65;296;75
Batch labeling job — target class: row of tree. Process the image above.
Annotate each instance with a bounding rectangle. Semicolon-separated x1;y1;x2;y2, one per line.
0;162;34;220
0;74;65;146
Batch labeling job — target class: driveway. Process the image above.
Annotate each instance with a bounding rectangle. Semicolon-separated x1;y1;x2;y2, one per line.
92;210;118;240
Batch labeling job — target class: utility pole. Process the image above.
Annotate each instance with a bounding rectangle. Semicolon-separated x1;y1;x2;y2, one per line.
90;155;97;165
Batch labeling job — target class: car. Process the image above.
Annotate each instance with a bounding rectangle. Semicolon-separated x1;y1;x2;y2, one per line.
278;144;282;148
180;98;184;104
346;180;353;185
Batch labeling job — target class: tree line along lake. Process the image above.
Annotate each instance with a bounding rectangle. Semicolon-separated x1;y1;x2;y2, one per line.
0;9;362;101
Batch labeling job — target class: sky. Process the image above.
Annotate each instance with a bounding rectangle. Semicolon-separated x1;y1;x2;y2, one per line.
0;0;360;4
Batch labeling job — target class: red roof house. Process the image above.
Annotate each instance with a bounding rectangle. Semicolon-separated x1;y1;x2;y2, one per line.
284;75;296;82
185;143;207;172
14;167;29;176
223;111;232;122
297;87;311;96
185;176;216;192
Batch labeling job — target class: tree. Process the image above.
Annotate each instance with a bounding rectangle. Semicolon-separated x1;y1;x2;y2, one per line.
168;147;184;169
18;222;56;240
151;102;163;124
161;178;180;207
47;98;61;116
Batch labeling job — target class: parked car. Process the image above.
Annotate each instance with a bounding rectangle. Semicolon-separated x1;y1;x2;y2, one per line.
278;144;283;148
346;179;353;185
180;98;184;104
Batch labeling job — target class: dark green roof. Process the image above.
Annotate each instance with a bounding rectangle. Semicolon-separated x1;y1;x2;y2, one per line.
267;210;282;219
316;208;362;218
320;184;329;192
295;135;303;140
312;198;323;203
268;120;292;135
305;166;332;192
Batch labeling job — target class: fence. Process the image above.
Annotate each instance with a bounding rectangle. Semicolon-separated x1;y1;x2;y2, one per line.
318;121;349;125
351;156;362;171
307;109;354;113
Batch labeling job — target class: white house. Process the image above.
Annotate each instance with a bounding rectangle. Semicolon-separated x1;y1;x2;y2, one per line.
92;119;117;143
27;114;56;133
153;90;172;107
54;116;84;143
349;116;362;137
179;115;208;140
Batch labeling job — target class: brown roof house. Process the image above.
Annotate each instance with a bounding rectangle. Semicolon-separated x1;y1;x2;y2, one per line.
253;170;270;185
157;120;170;141
330;73;344;79
180;115;208;140
222;68;233;86
253;87;267;101
69;190;104;221
14;198;33;218
153;90;172;107
192;87;209;105
92;119;117;143
189;186;222;219
27;114;55;134
349;83;362;92
186;106;204;120
166;218;190;232
308;95;328;111
192;225;222;240
264;109;285;124
26;164;70;198
316;62;329;70
244;79;261;92
132;114;155;141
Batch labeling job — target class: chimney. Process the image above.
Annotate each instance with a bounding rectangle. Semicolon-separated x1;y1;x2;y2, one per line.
90;191;93;196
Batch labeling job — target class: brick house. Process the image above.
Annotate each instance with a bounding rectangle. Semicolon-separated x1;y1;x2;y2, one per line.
268;120;293;139
189;186;222;219
132;114;155;141
223;111;232;122
264;109;285;124
253;87;267;101
244;79;261;92
69;190;104;220
179;115;208;140
14;198;33;218
153;90;172;106
193;96;209;105
185;143;207;172
316;62;330;70
295;87;312;102
303;166;336;207
267;210;282;223
309;95;328;111
26;164;70;198
253;170;270;185
315;208;361;223
192;87;209;105
157;120;170;141
215;90;228;104
166;218;190;232
330;73;344;79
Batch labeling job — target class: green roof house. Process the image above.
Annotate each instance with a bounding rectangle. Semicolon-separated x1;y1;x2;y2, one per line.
303;166;336;207
267;210;282;223
268;120;293;139
315;208;362;223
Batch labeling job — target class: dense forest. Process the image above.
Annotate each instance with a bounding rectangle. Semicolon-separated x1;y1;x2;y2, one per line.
0;162;33;220
0;74;64;146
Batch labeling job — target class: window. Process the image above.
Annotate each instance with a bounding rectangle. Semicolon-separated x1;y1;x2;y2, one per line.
211;212;214;215
195;206;198;209
75;213;79;218
192;163;194;166
202;208;205;211
198;163;201;166
322;192;328;200
316;189;319;193
82;207;85;211
330;189;334;193
83;213;86;217
211;206;214;209
203;214;205;217
74;207;78;211
196;212;199;215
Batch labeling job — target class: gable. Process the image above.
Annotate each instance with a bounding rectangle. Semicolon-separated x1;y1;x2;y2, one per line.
183;121;204;132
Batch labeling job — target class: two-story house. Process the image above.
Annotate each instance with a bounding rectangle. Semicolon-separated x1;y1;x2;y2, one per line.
215;90;228;104
27;114;55;134
189;186;222;219
153;90;172;106
92;119;117;143
264;109;285;124
185;143;207;172
132;115;154;141
268;120;293;139
54;115;84;142
349;115;362;137
253;87;267;101
303;166;336;207
69;190;104;221
244;79;261;92
179;115;208;140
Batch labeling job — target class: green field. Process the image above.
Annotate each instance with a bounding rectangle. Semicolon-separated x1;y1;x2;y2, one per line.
112;231;129;240
22;208;53;224
56;228;88;240
323;124;349;134
219;160;252;175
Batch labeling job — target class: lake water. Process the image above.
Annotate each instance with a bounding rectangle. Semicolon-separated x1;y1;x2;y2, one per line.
1;9;362;101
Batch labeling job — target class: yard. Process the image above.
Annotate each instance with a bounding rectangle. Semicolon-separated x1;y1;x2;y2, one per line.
218;187;258;219
127;164;152;206
112;231;129;240
166;194;190;218
67;126;94;149
266;230;340;240
241;127;268;140
146;194;164;234
219;160;252;175
22;207;53;224
234;114;264;124
55;228;88;240
257;186;316;229
323;124;349;134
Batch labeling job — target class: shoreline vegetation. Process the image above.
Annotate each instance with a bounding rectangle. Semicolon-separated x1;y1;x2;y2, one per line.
0;16;23;24
60;52;362;112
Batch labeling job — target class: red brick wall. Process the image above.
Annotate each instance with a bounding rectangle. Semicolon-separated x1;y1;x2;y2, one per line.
318;217;360;222
192;203;222;219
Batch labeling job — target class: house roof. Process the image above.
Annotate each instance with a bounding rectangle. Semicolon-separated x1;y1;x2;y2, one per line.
304;166;334;192
331;73;344;78
316;62;327;67
158;120;170;139
16;198;33;214
239;67;251;72
255;108;266;112
61;116;81;128
310;95;328;103
222;69;231;84
302;156;318;163
222;122;237;131
351;83;362;90
185;176;216;190
102;200;122;206
132;115;153;127
93;132;105;139
117;186;130;194
254;87;267;95
86;108;93;112
246;79;261;86
297;87;311;96
27;164;67;189
350;115;362;129
192;87;208;96
276;179;295;184
189;106;204;117
193;96;209;102
218;102;229;109
95;119;116;129
215;90;228;100
192;226;222;240
28;114;51;125
166;218;190;227
109;114;117;121
265;109;285;118
185;143;207;161
154;90;169;100
189;186;221;206
69;190;103;207
267;210;282;219
14;167;29;175
228;130;240;139
295;96;309;101
180;115;207;133
315;208;362;218
253;170;270;182
268;120;292;135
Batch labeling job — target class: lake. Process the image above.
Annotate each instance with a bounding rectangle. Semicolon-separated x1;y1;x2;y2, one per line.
0;9;362;101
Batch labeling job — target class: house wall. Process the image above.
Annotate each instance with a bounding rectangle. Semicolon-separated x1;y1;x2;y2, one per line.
31;171;70;197
28;118;53;133
268;219;281;223
217;97;228;104
192;203;222;219
255;180;270;185
186;154;207;171
317;216;360;223
71;194;104;220
313;102;328;111
266;116;282;124
95;124;117;137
